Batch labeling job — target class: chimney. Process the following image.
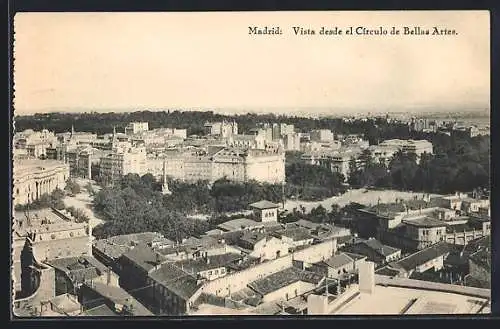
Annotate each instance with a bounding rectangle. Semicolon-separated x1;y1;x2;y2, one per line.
106;267;111;285
359;261;375;294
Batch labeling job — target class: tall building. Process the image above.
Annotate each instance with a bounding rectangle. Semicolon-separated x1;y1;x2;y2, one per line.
228;134;266;150
310;129;334;142
204;121;238;138
65;146;105;179
125;122;149;135
283;133;301;151
161;147;286;184
99;146;147;184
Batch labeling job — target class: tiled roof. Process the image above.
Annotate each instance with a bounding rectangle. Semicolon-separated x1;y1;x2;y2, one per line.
390;241;452;272
83;304;117;316
93;240;130;260
120;244;164;273
469;248;491;272
174;253;243;274
217;218;263;231
445;222;481;233
343;252;367;262
248;267;323;296
46;256;108;285
366;199;432;218
322;253;355;269
149;263;201;301
249;200;280;210
93;233;174;260
361;239;401;257
239;231;269;247
402;216;447;228
375;266;402;277
275;228;313;241
83;282;153;316
465;235;491;252
288;219;322;230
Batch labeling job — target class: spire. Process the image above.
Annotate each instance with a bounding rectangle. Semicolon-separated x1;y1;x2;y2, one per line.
71;124;75;136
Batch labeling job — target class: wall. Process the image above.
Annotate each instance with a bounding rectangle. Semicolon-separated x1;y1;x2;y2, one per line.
198;266;228;281
260;208;278;223
245;154;285;184
446;231;485;245
374;275;490;299
292;239;337;264
415;226;447;248
415;255;445;273
327;262;355;279
199;254;293;297
13;265;56;316
255;237;289;261
261;281;315;303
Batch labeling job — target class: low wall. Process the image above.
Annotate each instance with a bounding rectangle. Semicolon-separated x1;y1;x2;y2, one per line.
198;254;293;298
374;275;490;299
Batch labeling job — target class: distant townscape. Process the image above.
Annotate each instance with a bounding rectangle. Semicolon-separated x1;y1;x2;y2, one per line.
11;110;491;316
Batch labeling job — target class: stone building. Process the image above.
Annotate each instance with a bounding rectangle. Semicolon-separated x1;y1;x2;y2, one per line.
12;209;92;293
13;159;70;206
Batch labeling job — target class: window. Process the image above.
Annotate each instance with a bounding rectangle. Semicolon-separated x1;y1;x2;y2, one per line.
214;270;219;275
285;293;289;300
208;271;212;275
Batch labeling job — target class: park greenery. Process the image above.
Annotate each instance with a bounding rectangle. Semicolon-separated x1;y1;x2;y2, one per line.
347;133;490;194
92;174;210;240
16;111;489;239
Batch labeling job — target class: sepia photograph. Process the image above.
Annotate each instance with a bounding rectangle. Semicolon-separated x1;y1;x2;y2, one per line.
11;10;491;317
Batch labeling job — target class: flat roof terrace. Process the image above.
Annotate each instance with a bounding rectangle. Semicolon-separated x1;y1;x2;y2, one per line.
14;159;68;176
333;285;489;315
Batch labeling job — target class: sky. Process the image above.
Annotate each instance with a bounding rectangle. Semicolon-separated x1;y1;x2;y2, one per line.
13;11;490;116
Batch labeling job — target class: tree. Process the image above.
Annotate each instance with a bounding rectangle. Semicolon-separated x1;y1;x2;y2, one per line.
65;179;81;195
310;205;328;223
347;157;361;187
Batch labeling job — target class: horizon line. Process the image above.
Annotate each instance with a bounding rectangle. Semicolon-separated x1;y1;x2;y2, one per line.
14;106;491;118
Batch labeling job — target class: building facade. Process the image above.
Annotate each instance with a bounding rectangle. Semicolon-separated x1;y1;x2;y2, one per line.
13;159;70;205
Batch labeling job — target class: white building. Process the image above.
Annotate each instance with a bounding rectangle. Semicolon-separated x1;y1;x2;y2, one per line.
160;147;286;184
310;129;334;142
13;159;70;205
99;146;147;183
125;122;149;135
204;121;238;138
283;133;301;151
378;139;433;163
